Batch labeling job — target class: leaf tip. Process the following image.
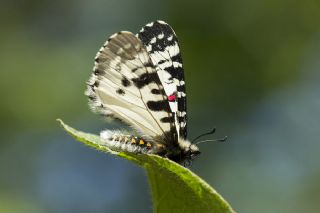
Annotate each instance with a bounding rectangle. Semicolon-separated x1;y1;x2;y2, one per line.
56;118;63;124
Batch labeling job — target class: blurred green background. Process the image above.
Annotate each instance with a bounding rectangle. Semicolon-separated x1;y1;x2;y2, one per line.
1;0;320;212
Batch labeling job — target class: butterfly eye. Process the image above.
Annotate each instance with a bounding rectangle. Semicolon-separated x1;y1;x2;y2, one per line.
183;159;192;167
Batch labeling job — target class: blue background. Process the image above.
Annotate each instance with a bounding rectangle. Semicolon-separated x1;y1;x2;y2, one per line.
1;0;320;212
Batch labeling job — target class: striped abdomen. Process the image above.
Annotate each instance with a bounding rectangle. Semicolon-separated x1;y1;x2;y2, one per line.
100;130;165;154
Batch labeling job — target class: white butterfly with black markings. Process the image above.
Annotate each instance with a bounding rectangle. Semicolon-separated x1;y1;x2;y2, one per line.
85;21;225;166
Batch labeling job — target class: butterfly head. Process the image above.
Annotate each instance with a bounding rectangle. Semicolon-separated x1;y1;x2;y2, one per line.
177;138;201;166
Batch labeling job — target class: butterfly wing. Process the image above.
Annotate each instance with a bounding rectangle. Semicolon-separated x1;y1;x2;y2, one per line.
137;21;187;140
86;31;177;140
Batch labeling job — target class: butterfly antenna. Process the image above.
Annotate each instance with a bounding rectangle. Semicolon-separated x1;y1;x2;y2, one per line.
194;136;228;145
191;127;216;143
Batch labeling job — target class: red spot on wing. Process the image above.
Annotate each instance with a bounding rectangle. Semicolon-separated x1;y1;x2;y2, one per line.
168;94;176;102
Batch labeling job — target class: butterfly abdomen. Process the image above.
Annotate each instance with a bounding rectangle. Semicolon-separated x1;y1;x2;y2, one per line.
100;130;165;154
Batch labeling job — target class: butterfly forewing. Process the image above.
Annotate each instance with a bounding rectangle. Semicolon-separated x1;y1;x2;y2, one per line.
86;31;175;138
137;21;187;140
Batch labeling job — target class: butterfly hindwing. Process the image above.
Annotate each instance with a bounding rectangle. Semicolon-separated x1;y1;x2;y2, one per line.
86;31;176;139
137;21;187;140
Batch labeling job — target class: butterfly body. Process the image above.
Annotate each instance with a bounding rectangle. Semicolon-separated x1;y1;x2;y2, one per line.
100;130;199;164
86;21;200;166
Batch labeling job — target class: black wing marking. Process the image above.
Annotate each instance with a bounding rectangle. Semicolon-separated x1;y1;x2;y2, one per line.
137;21;187;140
86;31;177;140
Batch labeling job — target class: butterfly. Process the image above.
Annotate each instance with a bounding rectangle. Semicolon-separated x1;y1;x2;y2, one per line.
85;21;224;166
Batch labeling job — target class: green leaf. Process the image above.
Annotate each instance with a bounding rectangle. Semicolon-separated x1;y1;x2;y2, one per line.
57;119;235;213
